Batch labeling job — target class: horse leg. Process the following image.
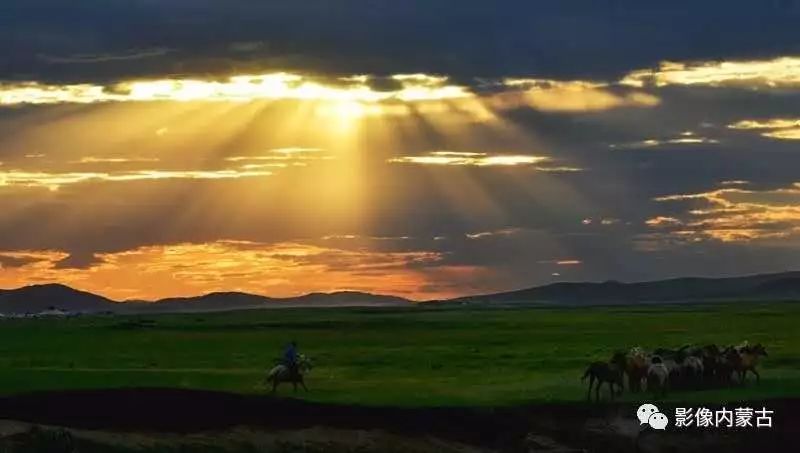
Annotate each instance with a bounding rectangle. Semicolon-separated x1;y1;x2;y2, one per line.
749;367;760;384
271;378;278;394
595;380;601;402
586;376;594;401
608;381;615;400
301;377;309;392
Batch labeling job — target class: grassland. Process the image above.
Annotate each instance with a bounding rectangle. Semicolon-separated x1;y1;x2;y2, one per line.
0;302;798;407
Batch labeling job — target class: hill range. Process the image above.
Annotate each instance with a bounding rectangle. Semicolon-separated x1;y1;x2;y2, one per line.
2;271;800;315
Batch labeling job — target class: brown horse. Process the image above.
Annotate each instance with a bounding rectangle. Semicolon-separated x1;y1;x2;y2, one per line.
732;343;768;384
624;347;649;393
582;352;626;402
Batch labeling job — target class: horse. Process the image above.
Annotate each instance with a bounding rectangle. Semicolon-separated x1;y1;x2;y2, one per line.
266;354;313;394
715;346;740;385
582;352;626;402
732;343;768;384
698;344;721;385
679;355;704;389
647;356;670;398
624;346;649;393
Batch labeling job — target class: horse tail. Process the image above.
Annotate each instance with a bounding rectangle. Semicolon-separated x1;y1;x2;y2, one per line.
581;366;592;382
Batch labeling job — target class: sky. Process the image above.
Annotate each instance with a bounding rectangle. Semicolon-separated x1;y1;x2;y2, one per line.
1;1;800;301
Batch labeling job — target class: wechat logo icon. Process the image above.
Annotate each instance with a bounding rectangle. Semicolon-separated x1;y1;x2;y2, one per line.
637;403;669;430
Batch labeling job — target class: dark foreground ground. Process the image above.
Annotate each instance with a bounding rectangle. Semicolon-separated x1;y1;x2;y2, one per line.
0;388;797;452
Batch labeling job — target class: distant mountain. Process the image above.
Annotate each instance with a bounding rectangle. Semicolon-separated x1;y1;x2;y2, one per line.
287;291;411;307
119;292;278;314
749;277;800;298
0;284;113;314
3;271;800;315
0;285;411;315
121;291;410;313
456;271;800;305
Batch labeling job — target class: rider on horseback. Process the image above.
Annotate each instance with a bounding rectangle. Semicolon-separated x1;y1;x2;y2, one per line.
283;341;299;378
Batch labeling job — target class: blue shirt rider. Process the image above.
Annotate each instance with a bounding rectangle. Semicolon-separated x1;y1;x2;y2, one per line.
284;341;299;376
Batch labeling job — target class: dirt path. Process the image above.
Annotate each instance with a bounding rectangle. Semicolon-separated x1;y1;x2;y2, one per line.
0;388;796;452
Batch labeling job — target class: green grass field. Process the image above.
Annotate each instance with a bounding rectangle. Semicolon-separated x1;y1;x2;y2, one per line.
0;303;798;407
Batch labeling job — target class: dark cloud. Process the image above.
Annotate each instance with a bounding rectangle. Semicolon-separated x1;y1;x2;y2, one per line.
0;254;42;268
2;1;800;84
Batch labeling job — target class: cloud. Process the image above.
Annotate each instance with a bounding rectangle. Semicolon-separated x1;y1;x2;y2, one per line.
71;157;161;164
764;129;800;140
37;48;173;64
389;151;548;167
645;216;683;227
0;168;272;191
495;79;659;112
224;148;332;167
0;73;471;106
0;250;59;269
388;151;583;171
465;228;523;239
728;118;800;140
321;234;411;241
610;132;719;149
0;69;662;119
0;241;490;300
538;259;582;265
228;41;268;53
621;57;800;89
611;137;719;149
648;183;800;242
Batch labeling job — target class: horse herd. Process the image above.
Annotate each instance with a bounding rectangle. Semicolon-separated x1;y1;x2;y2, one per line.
265;345;769;400
582;342;768;401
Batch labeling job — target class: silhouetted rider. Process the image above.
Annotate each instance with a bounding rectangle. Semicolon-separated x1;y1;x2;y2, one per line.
283;341;299;377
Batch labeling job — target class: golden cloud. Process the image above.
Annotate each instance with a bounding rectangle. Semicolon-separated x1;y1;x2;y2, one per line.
621;56;800;88
388;151;581;170
648;184;800;242
0;241;490;300
728;118;800;140
71;157;161;164
0;168;272;191
0;71;662;117
764;129;800;140
495;79;659;112
537;259;582;265
645;216;683;227
224;147;332;167
0;73;471;106
465;228;524;239
610;133;719;149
